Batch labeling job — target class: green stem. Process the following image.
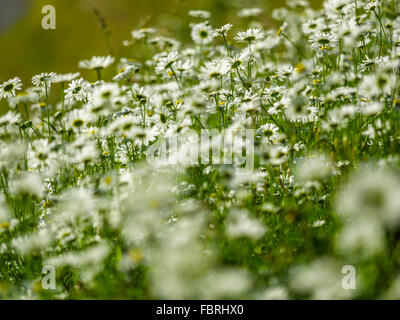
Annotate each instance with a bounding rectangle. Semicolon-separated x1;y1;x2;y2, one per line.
45;83;51;141
96;68;102;81
193;115;205;129
169;66;183;93
222;34;231;57
61;82;65;114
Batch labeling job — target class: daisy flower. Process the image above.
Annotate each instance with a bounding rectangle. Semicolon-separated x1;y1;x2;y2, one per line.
238;8;263;18
309;32;338;51
32;72;56;88
109;115;137;138
234;28;264;43
64;78;89;103
324;0;352;14
113;65;136;81
267;145;290;166
66;108;91;130
358;56;381;73
338;18;363;48
182;95;206;115
175;60;193;73
131;27;156;40
200;59;230;79
0;77;22;100
336;167;400;228
364;0;380;12
0;111;21;126
52;73;81;83
131;127;156;146
277;65;294;79
359;73;396;97
285;98;317;123
78;55;115;70
191;22;215;45
92;83;120;106
72;140;99;167
188;10;211;19
149;36;180;51
302;18;324;34
27;139;54;169
155;51;180;74
8;90;37;108
360;102;383;116
212;24;233;37
227;50;250;70
257;123;279;142
340;104;357;119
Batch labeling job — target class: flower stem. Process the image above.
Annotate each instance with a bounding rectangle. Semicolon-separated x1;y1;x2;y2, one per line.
45;83;52;141
96;68;102;81
169;66;183;93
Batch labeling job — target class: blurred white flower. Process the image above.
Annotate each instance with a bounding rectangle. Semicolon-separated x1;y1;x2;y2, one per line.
290;257;357;299
336;167;400;228
79;55;115;70
336;218;385;258
226;210;266;240
12;172;44;199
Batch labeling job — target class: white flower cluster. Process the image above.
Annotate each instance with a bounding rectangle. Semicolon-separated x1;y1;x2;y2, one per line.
0;0;400;299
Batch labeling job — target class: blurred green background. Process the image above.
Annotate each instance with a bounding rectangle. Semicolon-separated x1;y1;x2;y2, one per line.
0;0;321;84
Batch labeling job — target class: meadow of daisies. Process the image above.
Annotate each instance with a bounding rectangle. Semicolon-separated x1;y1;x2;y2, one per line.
0;0;400;299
